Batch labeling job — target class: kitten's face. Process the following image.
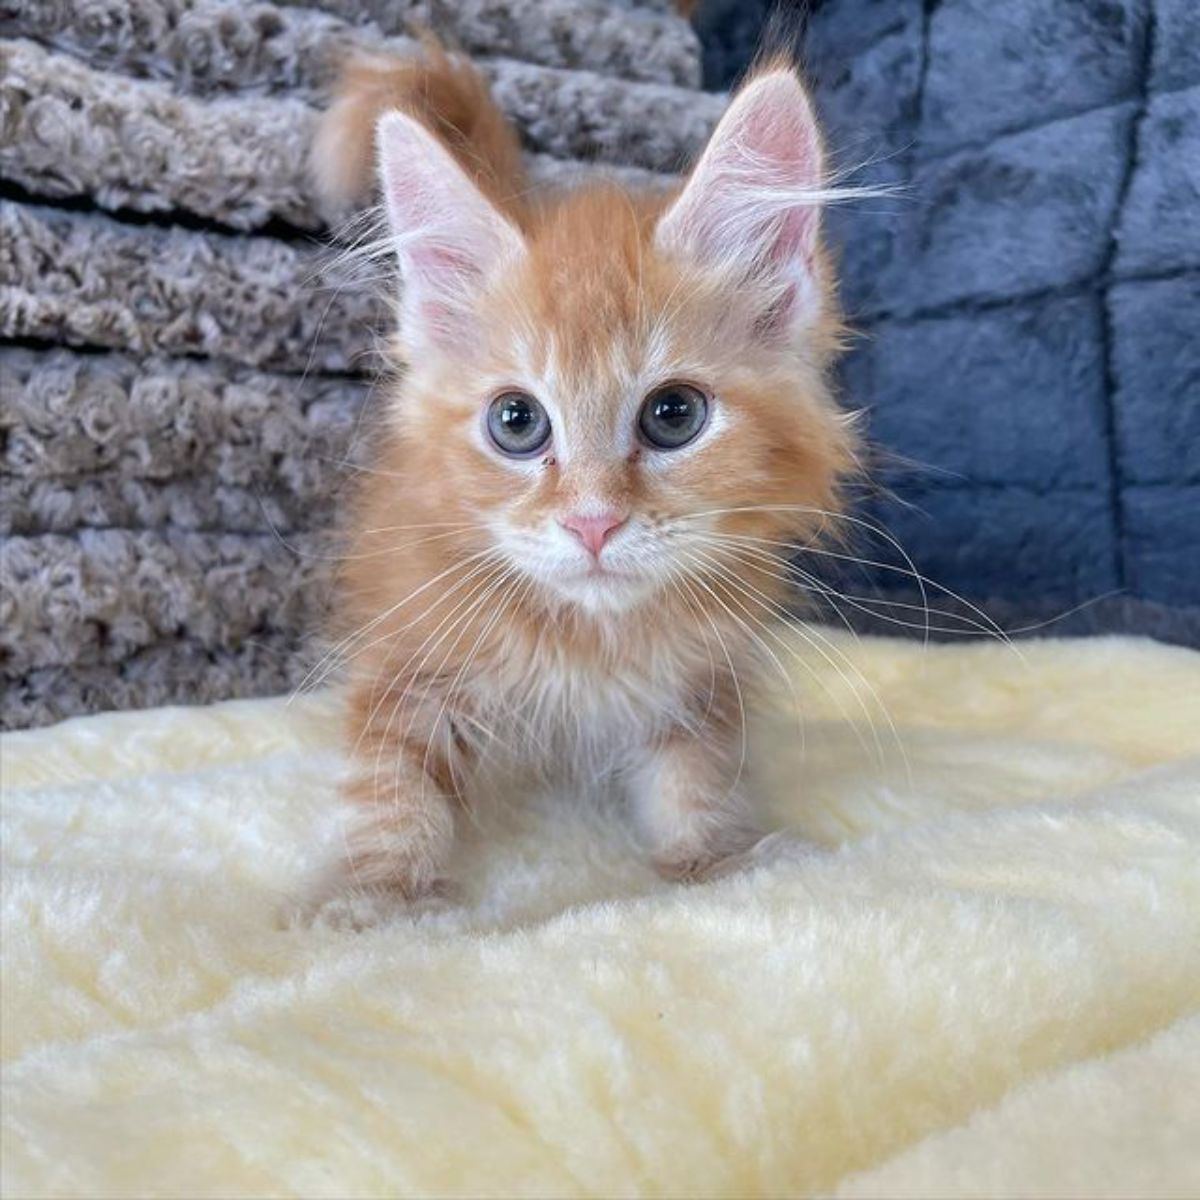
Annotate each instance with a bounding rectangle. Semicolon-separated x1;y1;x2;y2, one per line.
377;67;857;618
397;192;853;616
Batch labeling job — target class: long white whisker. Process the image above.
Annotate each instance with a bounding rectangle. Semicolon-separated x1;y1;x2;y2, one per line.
671;570;750;806
371;564;515;829
681;549;890;771
686;547;910;782
674;556;811;755
693;533;1002;639
293;546;503;698
663;569;722;738
679;504;938;647
419;568;526;830
355;557;513;765
680;504;1019;655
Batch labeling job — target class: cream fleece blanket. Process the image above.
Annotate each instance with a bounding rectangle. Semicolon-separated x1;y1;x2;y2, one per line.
3;632;1199;1199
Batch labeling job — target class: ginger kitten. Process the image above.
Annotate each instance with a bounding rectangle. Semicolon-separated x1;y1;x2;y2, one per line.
308;46;860;905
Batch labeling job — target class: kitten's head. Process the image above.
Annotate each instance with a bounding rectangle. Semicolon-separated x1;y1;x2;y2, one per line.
374;66;860;616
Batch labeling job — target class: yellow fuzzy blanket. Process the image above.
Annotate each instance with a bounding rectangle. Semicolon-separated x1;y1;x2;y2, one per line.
3;633;1199;1198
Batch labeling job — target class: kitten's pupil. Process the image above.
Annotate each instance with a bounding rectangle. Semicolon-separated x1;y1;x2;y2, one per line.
500;399;534;432
654;395;691;427
639;384;708;450
487;391;551;456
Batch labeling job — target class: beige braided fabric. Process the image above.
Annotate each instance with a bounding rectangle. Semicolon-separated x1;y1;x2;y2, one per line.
0;0;720;729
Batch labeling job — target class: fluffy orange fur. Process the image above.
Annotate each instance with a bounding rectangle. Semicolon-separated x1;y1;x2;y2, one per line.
308;45;861;907
310;45;527;222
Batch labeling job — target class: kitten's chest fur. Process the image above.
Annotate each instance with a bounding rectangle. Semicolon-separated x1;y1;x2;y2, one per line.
457;617;733;782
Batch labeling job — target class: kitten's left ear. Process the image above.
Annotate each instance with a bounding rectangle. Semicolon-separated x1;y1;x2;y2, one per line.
655;67;828;335
376;110;525;356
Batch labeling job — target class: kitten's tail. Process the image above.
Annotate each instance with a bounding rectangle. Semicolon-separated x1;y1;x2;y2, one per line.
310;42;528;223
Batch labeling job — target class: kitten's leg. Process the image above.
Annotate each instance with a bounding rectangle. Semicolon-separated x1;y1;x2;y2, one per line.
332;752;457;901
312;685;466;914
629;731;761;882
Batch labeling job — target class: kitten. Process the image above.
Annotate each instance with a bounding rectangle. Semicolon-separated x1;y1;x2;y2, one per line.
308;45;860;904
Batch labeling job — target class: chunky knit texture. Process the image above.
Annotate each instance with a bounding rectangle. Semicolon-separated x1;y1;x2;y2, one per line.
4;1;1198;729
0;0;708;729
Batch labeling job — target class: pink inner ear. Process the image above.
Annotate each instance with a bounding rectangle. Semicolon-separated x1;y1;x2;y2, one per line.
754;205;818;337
383;160;435;231
769;204;817;267
415;298;461;338
658;70;826;320
731;77;825;337
740;88;820;177
377;110;525;349
735;80;823;262
410;243;476;277
408;245;481;337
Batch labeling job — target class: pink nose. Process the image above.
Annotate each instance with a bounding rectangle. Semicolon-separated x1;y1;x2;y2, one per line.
559;512;626;558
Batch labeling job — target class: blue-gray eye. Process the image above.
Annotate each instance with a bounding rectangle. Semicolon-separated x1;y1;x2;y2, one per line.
486;391;551;457
638;384;709;450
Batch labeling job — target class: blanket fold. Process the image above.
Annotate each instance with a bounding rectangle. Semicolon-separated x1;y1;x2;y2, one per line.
3;632;1198;1197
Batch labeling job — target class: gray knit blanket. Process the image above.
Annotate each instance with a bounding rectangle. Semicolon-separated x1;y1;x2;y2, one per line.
5;1;1199;730
0;0;721;729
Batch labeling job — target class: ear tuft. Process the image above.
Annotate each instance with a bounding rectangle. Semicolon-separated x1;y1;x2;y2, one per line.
655;68;828;335
376;111;524;353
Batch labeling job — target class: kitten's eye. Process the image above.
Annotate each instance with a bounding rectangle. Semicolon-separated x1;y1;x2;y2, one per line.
486;391;551;457
638;384;709;450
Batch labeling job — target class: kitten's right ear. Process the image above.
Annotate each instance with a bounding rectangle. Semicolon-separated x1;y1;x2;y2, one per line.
376;111;525;354
654;67;829;337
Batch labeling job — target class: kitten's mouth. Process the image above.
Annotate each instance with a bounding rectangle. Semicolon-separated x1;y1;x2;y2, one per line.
559;562;632;586
548;561;657;613
580;562;639;582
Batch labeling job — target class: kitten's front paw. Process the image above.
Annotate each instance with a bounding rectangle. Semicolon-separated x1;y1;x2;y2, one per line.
286;827;459;930
653;830;813;884
652;850;742;884
652;829;765;884
287;872;459;931
290;799;457;928
302;877;459;931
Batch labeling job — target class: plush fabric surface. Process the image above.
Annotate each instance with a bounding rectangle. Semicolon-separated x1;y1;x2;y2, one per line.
3;632;1198;1198
799;0;1200;635
0;1;711;730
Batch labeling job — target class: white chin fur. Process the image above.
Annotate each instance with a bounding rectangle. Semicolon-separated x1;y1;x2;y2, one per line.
543;570;659;615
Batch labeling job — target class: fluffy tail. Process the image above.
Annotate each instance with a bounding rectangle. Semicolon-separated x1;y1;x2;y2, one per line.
310;44;528;223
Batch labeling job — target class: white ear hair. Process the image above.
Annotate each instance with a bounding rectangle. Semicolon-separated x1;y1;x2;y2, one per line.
376;111;525;353
655;69;831;333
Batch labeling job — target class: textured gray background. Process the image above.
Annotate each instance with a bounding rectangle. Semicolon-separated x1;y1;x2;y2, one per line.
0;0;715;728
2;0;1197;730
700;0;1199;643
